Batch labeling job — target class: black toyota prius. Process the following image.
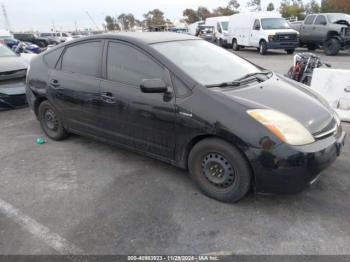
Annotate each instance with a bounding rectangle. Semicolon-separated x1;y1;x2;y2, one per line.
26;33;346;202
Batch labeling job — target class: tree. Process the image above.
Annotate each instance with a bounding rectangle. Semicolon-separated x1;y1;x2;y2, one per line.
280;0;306;20
197;6;212;20
183;8;200;24
305;0;321;14
267;2;275;11
118;13;135;31
213;0;240;16
247;0;262;11
143;9;166;27
228;0;240;10
105;16;119;31
322;0;350;13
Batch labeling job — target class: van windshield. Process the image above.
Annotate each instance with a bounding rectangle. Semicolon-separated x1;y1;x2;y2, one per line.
221;21;229;31
151;40;260;86
261;18;291;29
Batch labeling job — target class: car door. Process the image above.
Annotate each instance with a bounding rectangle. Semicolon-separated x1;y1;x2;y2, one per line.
301;15;317;43
48;40;103;133
250;19;261;47
98;41;176;159
313;15;328;43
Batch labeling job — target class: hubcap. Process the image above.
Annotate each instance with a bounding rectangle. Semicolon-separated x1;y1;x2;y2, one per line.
202;153;235;188
44;109;59;131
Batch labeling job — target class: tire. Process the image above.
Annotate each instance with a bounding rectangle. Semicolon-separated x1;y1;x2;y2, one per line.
38;100;68;141
219;39;223;47
232;39;240;51
307;44;317;51
259;41;267;55
286;49;295;54
324;38;340;56
188;138;251;203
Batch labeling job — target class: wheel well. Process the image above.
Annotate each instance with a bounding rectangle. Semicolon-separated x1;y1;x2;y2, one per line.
34;96;46;117
259;39;266;44
326;31;340;40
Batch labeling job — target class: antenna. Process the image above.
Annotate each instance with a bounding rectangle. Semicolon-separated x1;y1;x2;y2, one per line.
86;11;100;31
1;3;11;31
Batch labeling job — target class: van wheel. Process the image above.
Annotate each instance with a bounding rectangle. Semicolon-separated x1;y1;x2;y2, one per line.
232;39;240;51
307;44;317;51
324;38;340;56
188;138;251;203
38;101;68;141
259;41;267;55
286;49;295;54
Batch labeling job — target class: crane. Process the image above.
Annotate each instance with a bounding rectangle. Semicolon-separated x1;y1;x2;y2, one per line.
1;3;12;31
85;11;100;31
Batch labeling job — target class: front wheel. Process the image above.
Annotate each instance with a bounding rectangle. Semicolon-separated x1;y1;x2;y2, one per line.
232;39;240;51
259;41;267;55
324;38;340;56
188;138;251;203
38;100;68;140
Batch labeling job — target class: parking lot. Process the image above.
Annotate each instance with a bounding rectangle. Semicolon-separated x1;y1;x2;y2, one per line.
1;49;350;255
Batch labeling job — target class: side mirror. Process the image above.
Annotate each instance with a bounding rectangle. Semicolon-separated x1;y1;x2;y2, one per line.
140;79;168;93
255;26;260;31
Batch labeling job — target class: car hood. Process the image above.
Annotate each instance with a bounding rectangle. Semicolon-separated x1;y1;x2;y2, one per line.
0;56;28;72
219;75;334;135
264;29;298;34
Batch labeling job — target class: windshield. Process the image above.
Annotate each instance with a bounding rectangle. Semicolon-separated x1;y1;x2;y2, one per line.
221;21;229;31
327;13;350;23
0;44;16;57
261;18;291;29
152;40;260;86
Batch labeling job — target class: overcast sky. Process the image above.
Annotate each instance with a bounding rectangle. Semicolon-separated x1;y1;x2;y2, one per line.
2;0;321;32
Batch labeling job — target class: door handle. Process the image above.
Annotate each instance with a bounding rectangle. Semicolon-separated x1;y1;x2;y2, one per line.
49;79;62;89
101;92;116;103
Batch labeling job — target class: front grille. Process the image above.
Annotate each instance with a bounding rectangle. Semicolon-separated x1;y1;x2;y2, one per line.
275;33;298;42
341;27;350;37
0;69;27;81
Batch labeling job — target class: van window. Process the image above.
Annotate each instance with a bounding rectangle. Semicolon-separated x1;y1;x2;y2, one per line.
261;18;290;29
61;41;101;77
217;22;222;33
221;21;229;31
253;20;260;30
315;15;327;25
305;15;316;25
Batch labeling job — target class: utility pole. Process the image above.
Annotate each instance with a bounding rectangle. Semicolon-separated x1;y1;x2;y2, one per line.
1;3;11;31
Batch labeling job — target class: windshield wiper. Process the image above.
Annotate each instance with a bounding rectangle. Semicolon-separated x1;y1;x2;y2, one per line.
235;70;272;82
206;81;241;88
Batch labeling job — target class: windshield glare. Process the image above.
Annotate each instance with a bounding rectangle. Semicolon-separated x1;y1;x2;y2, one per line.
0;44;16;57
152;40;260;86
327;14;350;23
261;18;291;29
221;21;229;31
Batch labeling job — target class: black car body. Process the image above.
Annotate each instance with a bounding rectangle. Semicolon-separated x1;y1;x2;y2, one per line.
26;33;346;202
13;33;50;48
0;44;28;110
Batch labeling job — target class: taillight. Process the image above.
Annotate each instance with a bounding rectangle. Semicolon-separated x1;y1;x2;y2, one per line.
0;39;4;45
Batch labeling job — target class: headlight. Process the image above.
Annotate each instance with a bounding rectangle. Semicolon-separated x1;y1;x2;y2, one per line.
247;109;315;146
268;34;276;42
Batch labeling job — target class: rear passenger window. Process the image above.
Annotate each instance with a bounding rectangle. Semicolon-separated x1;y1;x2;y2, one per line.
44;47;63;69
314;15;327;25
107;42;165;87
305;15;316;25
61;41;101;77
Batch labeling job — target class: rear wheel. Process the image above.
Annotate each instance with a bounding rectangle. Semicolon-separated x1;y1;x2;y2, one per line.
232;39;240;51
188;138;251;203
286;49;295;54
259;41;267;55
38;101;68;140
324;38;340;56
307;44;317;51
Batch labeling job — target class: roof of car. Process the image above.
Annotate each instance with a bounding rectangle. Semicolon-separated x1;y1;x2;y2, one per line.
77;32;199;45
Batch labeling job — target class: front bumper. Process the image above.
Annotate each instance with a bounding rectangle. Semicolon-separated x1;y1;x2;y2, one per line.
253;131;346;194
341;37;350;50
0;80;27;110
266;41;299;50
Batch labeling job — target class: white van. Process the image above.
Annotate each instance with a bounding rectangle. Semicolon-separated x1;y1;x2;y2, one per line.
188;21;204;36
204;16;230;46
227;12;299;55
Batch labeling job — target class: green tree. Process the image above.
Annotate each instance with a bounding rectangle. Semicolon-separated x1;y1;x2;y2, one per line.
197;6;212;20
118;13;135;31
183;8;200;24
305;0;321;14
322;0;350;13
247;0;262;11
143;9;166;28
228;0;240;10
280;0;306;20
105;16;119;31
213;0;240;16
267;2;275;11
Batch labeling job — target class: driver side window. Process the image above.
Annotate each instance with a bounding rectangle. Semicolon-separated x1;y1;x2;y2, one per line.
253;20;260;30
217;22;222;33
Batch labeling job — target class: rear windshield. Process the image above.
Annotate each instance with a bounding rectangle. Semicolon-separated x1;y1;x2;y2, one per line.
261;18;291;29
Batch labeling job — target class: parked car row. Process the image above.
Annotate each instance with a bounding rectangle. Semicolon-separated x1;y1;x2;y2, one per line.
189;12;350;56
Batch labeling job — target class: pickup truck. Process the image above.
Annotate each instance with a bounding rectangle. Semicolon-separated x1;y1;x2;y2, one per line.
291;13;350;56
13;33;51;48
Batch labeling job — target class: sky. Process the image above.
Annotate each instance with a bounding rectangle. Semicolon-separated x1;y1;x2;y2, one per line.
1;0;322;32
